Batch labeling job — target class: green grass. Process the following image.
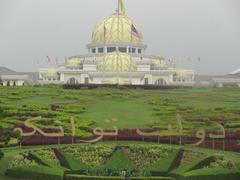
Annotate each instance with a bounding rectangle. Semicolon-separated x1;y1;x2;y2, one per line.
80;99;157;129
104;149;136;171
146;149;181;175
183;167;240;180
63;153;89;171
1;86;240;131
5;165;64;180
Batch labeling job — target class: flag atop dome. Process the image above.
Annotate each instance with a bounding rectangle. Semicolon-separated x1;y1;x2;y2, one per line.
131;24;142;38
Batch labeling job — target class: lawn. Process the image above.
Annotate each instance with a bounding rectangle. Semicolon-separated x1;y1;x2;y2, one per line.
80;99;157;129
0;85;240;133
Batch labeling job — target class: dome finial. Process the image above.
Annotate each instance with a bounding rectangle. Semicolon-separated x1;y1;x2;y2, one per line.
118;0;126;16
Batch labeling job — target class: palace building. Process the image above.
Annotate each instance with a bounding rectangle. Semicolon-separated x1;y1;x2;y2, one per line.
38;0;195;86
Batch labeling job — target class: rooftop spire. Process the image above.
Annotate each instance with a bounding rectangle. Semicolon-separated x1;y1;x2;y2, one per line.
118;0;126;16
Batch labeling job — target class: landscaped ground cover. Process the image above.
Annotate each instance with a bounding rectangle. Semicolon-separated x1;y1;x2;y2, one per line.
0;85;240;136
0;142;240;180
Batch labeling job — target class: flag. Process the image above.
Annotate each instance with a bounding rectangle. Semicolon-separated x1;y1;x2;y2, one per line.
47;56;51;63
131;24;141;38
104;23;107;42
65;57;68;64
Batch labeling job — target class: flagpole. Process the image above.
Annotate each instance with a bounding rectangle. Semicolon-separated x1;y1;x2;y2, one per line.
117;0;120;85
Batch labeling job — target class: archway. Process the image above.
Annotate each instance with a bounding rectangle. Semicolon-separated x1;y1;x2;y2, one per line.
7;81;10;86
155;78;167;86
67;78;78;85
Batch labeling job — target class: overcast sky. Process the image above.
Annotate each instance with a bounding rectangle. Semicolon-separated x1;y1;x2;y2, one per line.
0;0;239;75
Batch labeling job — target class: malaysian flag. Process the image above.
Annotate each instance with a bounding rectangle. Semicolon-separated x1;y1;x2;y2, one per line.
104;24;107;42
131;24;142;38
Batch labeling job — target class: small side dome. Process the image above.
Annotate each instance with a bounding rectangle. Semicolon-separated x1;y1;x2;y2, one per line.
47;68;58;76
67;58;81;66
176;70;188;77
97;52;137;72
151;59;167;69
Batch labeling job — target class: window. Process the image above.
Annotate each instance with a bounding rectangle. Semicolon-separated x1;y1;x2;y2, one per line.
98;47;104;53
132;48;136;53
92;48;96;53
144;78;149;85
138;49;142;54
107;47;116;53
119;47;127;53
129;48;131;53
85;77;89;84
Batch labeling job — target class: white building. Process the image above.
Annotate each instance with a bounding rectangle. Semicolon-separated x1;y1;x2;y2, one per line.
39;0;195;86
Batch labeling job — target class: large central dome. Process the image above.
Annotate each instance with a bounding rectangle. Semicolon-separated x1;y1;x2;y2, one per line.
92;1;142;44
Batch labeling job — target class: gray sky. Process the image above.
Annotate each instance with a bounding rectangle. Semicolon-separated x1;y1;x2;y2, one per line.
0;0;239;75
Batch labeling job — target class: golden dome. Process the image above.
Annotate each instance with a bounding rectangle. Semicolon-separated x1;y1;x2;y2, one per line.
152;59;166;69
97;52;137;72
176;70;188;77
47;68;58;76
67;58;81;66
92;13;142;44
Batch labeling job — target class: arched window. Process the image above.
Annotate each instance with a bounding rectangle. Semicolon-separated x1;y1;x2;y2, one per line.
155;79;167;86
67;78;78;85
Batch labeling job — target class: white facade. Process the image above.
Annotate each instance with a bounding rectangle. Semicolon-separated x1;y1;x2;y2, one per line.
38;1;195;86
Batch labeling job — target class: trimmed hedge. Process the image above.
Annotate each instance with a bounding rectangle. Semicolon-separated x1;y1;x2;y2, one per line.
65;175;175;180
130;177;176;180
29;152;66;170
103;150;136;175
5;165;64;180
146;149;181;176
183;167;240;180
63;153;89;171
169;155;216;178
0;150;3;160
65;175;122;180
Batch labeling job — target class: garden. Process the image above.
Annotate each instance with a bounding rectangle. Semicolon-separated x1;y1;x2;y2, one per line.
1;142;240;180
0;85;240;179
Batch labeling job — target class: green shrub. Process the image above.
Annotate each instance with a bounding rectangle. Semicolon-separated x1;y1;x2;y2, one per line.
63;153;89;173
146;149;181;176
183;167;240;180
65;174;122;180
0;150;3;160
130;177;175;180
103;150;136;176
169;155;216;178
5;165;64;180
65;175;175;180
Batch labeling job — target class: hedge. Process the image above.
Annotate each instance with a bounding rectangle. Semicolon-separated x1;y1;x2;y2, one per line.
5;165;64;180
169;155;216;178
29;152;66;170
0;150;3;160
103;150;136;174
130;177;176;180
65;175;176;180
63;153;89;171
146;149;181;176
183;167;240;180
65;175;122;180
